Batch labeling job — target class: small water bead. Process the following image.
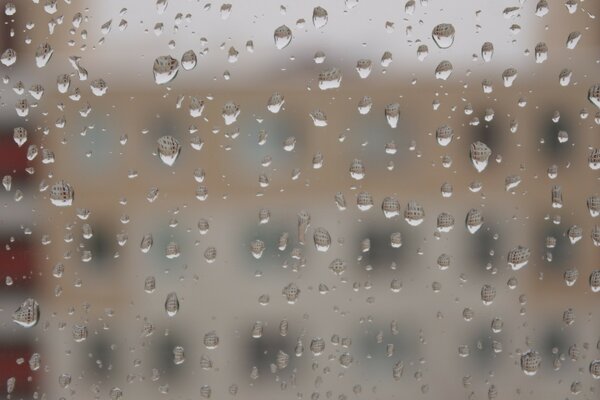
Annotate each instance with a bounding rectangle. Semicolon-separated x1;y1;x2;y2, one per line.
349;159;365;180
312;6;328;28
505;175;521;191
200;385;211;398
313;50;326;64
12;298;40;328
204;331;219;349
507;245;530;270
567;225;582;244
481;284;496;305
222;101;240;125
535;0;549;16
310;337;325;355
258;294;270;306
566;31;581;49
13;127;27;147
435;125;453;146
458;344;470;358
72;324;88;342
431;23;455;49
339;352;353;368
165;292;179;316
548;186;563;210
153;55;179;84
58;373;72;388
278;232;289;251
204;246;217;263
589;270;600;292
381;197;400;218
173;346;185;365
384;103;400;128
404;201;425;226
282;282;300;304
220;3;232;19
312;152;324;169
50;180;74;207
276;350;290;370
267;92;284;113
435;60;453;80
356;192;374;211
563;308;575;325
491;317;503;333
190;97;204;118
462;308;474;322
110;388;123;400
29;83;44;100
381;51;393;67
278;319;289;337
591;225;600;247
283;136;296;151
313;227;331;252
481;42;494;62
589;148;600;170
470;141;492;172
28;353;41;371
180;50;196;71
355;59;372;79
250;239;265;259
144;276;156;293
157;136;181;166
198;354;213;371
329;258;346;275
251;321;263;339
417;44;429;61
437;254;450;270
165;241;180;259
318;67;342;90
90;78;108;96
502;68;518;87
589;84;600;109
534;42;548;63
590;360;600;379
436;212;455;232
521;350;541;376
274;25;292;49
310;109;327;127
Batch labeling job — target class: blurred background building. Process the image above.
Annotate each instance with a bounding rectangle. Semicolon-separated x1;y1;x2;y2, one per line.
0;0;599;399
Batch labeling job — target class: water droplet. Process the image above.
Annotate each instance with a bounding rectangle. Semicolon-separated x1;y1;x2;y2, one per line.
313;6;328;28
318;67;342;90
157;135;181;166
470;141;492;172
481;42;494;62
385;103;400;128
222;101;240;125
432;23;455;49
153;55;179;85
12;298;39;328
35;42;53;68
404;201;425;226
521;350;541;376
507;245;530;270
435;60;453;80
274;25;292;49
50;180;74;207
313;227;331;251
165;292;179;316
204;331;219;349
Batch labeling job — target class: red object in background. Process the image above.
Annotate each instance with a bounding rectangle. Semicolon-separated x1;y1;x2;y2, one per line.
0;239;35;288
0;134;29;178
0;345;36;395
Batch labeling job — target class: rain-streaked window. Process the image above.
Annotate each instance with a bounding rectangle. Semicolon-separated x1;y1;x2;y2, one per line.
1;1;600;399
